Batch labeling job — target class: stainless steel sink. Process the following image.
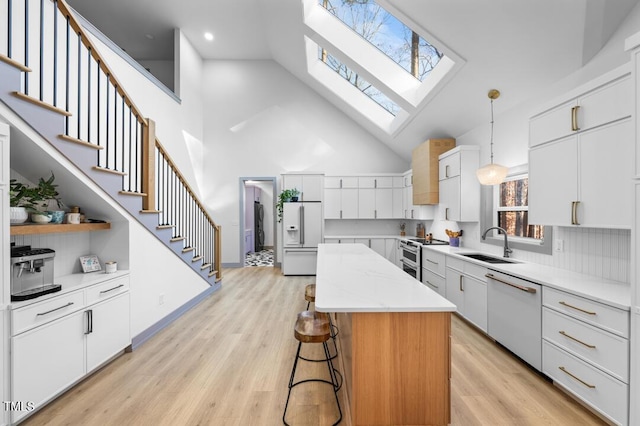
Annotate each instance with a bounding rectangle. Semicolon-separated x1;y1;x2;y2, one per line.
460;253;518;264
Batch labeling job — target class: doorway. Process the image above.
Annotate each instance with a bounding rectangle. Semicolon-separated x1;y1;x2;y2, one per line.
240;177;276;267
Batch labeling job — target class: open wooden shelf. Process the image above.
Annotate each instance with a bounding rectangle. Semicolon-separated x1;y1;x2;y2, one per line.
10;222;111;235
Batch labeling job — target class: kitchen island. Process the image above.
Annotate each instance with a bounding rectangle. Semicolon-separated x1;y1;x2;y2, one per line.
315;243;456;426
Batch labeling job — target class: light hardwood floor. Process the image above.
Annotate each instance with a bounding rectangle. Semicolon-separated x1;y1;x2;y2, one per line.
23;266;606;425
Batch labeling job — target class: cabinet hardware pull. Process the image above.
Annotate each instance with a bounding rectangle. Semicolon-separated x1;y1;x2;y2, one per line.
426;259;439;265
100;284;125;294
411;210;414;219
300;205;305;245
374;210;377;219
559;301;596;315
559;331;596;348
85;309;93;334
571;201;580;225
445;208;449;221
340;210;343;219
340;178;343;188
445;165;450;178
485;273;537;293
374;179;377;188
571;106;580;131
36;302;74;316
459;275;464;292
559;366;595;388
426;280;438;289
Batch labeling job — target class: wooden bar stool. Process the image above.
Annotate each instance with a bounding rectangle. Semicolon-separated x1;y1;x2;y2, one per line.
283;310;342;426
303;284;338;361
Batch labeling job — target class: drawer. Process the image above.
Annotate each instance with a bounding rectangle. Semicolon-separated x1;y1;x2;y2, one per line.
86;276;130;305
422;249;445;277
421;269;445;298
463;262;487;282
543;307;629;382
543;287;629;337
446;256;464;272
543;340;628;425
12;290;84;335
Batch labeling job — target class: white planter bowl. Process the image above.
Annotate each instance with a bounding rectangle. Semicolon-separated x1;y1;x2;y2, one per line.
31;213;52;224
10;207;29;224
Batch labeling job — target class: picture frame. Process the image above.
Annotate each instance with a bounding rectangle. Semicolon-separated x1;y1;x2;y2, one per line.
79;255;102;273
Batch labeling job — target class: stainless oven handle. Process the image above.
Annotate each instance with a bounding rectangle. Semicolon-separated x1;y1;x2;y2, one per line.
401;259;418;269
485;273;537;294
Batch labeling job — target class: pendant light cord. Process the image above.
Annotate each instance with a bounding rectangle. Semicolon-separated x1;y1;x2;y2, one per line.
490;97;494;165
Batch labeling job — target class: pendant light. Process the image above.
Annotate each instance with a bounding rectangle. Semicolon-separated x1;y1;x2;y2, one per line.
476;89;508;185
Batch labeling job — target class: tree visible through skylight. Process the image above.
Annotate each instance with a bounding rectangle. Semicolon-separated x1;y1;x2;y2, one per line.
318;0;443;81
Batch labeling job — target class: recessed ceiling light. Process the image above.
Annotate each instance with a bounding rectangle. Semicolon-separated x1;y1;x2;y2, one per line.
204;32;214;41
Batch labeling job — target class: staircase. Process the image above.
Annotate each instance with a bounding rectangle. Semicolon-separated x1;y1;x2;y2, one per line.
0;0;222;286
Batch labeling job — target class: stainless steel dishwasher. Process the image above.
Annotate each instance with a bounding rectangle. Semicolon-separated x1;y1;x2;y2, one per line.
486;270;542;371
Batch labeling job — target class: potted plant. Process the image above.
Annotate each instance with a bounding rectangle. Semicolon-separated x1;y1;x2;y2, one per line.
276;188;300;222
10;173;63;224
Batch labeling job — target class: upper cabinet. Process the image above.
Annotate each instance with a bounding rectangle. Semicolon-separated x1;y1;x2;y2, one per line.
438;146;480;222
325;177;358;219
282;173;324;202
529;67;633;228
412;138;456;205
529;73;632;148
324;175;405;220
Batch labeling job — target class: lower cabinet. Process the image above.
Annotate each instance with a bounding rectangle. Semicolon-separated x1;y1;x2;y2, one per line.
444;257;488;332
542;287;629;425
10;276;130;422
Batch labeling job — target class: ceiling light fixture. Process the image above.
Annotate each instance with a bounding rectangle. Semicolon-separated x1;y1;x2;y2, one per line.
204;32;214;41
476;89;508;185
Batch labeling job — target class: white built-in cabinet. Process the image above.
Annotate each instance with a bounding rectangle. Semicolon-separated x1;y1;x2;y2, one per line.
421;248;446;298
324;237;396;264
438;146;480;222
10;275;130;423
282;173;324;202
402;171;435;220
358;177;394;219
444;256;487;332
325;175;404;220
324;177;358;219
529;68;633;228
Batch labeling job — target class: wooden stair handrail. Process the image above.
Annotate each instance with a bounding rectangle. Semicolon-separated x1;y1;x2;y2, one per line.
55;0;148;128
155;138;219;229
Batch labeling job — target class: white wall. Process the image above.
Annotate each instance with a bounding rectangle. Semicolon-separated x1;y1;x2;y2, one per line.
201;60;408;264
136;59;175;92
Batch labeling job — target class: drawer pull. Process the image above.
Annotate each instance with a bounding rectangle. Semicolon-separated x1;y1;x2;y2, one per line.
559;366;595;389
99;284;125;295
485;273;537;294
425;280;438;289
425;259;439;265
559;301;596;316
36;302;74;316
559;331;596;349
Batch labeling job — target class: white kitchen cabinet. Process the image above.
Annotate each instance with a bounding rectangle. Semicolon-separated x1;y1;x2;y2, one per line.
444;257;487;332
438;146;480;222
10;275;131;423
542;287;630;425
529;73;632;148
402;171;435;220
324;177;358;219
421;248;446;298
384;239;397;264
12;310;85;423
412;138;456;205
283;173;324;202
529;119;633;228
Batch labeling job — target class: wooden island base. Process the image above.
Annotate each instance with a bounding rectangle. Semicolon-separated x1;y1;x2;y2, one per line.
336;311;451;426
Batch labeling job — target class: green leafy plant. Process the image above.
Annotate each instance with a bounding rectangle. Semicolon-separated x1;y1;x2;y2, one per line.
9;173;62;212
276;188;300;222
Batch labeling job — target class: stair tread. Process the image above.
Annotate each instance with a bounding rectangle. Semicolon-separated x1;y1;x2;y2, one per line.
157;225;175;229
0;54;32;72
192;255;203;262
201;263;212;270
58;134;104;150
92;166;127;176
140;210;161;214
119;190;148;197
170;237;185;242
182;247;195;253
208;270;218;278
12;91;72;116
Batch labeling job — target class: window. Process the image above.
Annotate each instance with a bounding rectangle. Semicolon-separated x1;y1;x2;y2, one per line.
479;166;552;255
495;176;544;240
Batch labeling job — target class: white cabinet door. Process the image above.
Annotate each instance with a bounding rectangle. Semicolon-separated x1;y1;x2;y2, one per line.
529;99;577;147
359;188;376;219
384;239;397;264
86;293;131;373
462;275;487;332
392;187;403;219
578;76;632;132
529;136;578;226
579;119;633;228
370;239;385;256
439;152;461;180
12;311;85;423
439;177;459;221
375;188;393;219
341;188;359;219
324;189;341;219
284;175;323;201
445;268;464;316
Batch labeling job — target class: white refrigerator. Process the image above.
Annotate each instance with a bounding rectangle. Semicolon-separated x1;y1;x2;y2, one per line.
282;201;322;275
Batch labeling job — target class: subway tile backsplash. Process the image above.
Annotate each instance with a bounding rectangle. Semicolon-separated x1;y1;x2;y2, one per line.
515;227;630;283
11;232;92;277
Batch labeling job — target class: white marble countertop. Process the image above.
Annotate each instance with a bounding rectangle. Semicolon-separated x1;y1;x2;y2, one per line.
315;243;455;313
423;246;630;311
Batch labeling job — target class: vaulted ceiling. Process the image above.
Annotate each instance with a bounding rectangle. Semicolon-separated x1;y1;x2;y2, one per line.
67;0;639;159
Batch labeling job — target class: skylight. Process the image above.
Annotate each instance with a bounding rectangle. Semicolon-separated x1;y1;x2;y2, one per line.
302;0;462;134
318;0;443;82
320;48;399;115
